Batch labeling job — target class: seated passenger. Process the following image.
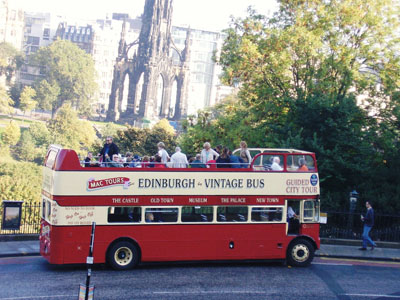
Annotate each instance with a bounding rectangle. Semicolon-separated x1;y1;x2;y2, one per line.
124;152;133;167
298;158;309;171
107;154;124;168
141;156;150;168
84;152;99;167
129;154;141;168
153;154;166;168
216;147;231;168
228;151;244;168
145;212;154;222
271;156;283;171
207;159;217;169
190;154;207;168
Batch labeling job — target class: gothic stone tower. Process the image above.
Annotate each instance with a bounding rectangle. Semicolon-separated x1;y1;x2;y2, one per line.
106;0;191;123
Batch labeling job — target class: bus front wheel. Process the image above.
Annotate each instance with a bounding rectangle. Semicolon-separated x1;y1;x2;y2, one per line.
286;238;314;267
108;241;139;270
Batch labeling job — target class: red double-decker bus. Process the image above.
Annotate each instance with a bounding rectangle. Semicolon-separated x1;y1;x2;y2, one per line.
40;145;321;270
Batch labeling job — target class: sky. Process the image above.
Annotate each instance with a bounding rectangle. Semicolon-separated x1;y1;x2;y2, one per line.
12;0;279;31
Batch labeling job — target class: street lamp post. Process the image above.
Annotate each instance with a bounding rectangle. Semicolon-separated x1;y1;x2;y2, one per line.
347;190;359;237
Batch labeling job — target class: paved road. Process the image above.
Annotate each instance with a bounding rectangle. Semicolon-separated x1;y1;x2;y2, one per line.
0;256;400;300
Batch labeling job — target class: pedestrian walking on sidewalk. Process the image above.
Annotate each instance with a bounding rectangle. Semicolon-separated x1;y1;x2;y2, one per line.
359;201;377;251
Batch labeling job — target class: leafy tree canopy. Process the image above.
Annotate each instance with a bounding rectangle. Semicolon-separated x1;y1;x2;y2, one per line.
19;86;37;114
0;42;23;84
114;119;177;157
31;39;98;117
47;103;98;156
1;121;21;146
0;85;14;114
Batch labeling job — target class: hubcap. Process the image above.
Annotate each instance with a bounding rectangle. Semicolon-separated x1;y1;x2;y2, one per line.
114;247;133;266
291;244;309;263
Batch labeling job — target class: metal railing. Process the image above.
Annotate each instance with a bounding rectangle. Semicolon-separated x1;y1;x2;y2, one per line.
320;211;400;242
0;202;41;235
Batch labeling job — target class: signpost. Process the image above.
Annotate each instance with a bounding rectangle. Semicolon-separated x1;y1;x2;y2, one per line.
78;222;96;300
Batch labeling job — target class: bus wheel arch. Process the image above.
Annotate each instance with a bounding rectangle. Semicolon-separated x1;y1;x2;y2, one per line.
286;236;315;267
106;237;141;270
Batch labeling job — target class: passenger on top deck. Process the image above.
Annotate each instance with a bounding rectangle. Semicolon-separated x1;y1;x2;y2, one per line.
200;142;219;164
157;142;170;164
141;156;150;168
228;150;244;168
216;147;231;168
170;147;188;168
84;152;99;167
239;141;252;166
107;154;124;168
98;136;119;165
153;154;166;168
190;154;207;168
271;156;283;171
298;158;309;171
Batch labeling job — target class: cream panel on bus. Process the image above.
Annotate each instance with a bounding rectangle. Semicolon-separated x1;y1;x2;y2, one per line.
46;199;108;226
49;171;320;196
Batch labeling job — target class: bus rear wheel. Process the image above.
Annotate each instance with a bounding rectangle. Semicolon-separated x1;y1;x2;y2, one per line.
287;238;314;267
108;241;139;270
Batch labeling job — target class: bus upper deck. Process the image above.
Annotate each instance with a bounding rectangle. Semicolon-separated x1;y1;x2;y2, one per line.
43;145;320;200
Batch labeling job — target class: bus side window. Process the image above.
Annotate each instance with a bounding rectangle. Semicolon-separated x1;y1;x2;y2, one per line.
217;206;248;222
145;208;178;223
181;206;213;222
42;199;46;219
303;201;315;222
47;201;51;221
287;155;315;172
251;207;283;222
108;207;141;223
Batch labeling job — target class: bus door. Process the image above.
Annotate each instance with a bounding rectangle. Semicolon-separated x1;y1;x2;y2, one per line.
286;200;300;235
299;199;320;237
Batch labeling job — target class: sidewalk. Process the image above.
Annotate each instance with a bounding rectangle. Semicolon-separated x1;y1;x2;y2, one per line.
316;244;400;262
0;240;40;258
1;239;400;261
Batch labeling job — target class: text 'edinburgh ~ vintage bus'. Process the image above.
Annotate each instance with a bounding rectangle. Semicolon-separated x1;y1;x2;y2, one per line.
40;145;322;270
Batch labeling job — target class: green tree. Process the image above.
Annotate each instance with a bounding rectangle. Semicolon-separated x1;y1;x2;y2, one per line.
0;42;23;85
29;122;50;147
28;122;51;162
114;119;177;156
15;131;37;162
1;121;21;146
47;103;97;156
0;160;42;203
19;86;37;115
31;40;97;118
100;122;121;140
0;85;14;114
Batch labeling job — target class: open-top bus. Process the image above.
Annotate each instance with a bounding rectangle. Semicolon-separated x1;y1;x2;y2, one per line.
40;145;321;270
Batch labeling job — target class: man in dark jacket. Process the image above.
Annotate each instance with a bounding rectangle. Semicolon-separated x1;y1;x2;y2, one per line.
359;201;377;250
98;136;119;166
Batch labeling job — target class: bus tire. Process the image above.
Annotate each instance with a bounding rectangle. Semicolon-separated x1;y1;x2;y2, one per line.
286;238;314;267
108;241;139;270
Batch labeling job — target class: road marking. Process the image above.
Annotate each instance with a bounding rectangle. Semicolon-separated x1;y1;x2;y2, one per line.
318;257;400;266
0;296;74;300
153;291;271;295
341;294;400;298
312;262;353;266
